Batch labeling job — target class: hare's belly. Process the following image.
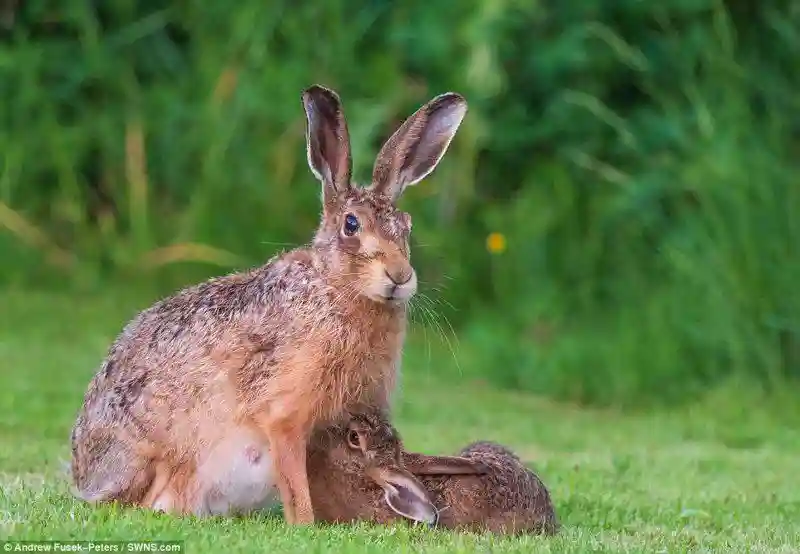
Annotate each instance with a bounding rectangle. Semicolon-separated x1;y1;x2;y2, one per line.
194;428;279;516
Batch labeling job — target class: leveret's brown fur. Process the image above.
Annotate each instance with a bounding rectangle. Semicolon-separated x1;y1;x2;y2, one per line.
70;85;468;523
307;408;559;535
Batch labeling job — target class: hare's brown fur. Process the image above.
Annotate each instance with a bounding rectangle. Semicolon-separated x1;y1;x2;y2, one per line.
414;442;559;535
306;409;559;535
70;85;467;523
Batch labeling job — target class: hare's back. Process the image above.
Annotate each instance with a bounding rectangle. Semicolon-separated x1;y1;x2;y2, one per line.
78;251;331;422
458;441;557;527
457;442;531;501
458;441;522;462
98;255;321;378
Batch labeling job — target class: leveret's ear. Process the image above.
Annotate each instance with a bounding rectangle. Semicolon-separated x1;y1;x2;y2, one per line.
369;92;467;203
368;467;438;526
301;84;353;206
402;453;488;476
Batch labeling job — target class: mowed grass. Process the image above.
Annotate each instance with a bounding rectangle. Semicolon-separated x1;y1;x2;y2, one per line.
0;285;799;553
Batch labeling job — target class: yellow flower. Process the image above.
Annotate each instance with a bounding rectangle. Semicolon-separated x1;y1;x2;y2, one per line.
486;232;506;254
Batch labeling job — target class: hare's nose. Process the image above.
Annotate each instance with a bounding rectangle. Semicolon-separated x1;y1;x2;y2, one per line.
384;270;412;285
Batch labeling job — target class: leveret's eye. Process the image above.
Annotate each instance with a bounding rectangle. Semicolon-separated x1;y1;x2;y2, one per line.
347;430;361;449
343;213;360;236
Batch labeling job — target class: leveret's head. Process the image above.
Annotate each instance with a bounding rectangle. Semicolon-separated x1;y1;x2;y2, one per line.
318;408;438;526
316;407;487;527
302;85;467;305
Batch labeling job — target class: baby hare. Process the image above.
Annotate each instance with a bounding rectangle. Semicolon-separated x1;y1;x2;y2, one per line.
69;85;467;523
307;408;559;535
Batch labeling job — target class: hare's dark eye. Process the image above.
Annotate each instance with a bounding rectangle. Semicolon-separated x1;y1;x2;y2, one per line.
347;430;361;449
343;214;360;236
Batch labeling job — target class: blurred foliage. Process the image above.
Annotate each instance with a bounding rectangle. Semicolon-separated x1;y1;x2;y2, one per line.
0;0;798;405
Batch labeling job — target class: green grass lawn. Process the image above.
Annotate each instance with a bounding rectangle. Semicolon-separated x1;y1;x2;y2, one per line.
1;286;798;553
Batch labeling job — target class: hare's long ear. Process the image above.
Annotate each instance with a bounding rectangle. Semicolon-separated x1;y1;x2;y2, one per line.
402;453;488;476
302;85;353;206
368;467;438;526
370;92;467;203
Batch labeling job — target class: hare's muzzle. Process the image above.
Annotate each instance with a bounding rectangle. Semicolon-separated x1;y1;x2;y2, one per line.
365;260;417;303
383;268;416;301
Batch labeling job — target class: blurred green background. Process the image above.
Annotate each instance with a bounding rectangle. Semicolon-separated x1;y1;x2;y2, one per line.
1;0;798;406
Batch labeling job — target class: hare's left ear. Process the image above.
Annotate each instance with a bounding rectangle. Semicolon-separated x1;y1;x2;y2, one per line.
302;85;353;206
369;92;467;203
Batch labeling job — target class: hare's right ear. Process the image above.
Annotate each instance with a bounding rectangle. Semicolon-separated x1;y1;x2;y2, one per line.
302;85;353;206
368;467;438;526
370;92;467;203
402;453;488;476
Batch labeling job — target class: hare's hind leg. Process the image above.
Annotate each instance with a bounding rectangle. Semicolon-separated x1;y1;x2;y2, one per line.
72;428;154;505
143;462;201;516
141;462;175;512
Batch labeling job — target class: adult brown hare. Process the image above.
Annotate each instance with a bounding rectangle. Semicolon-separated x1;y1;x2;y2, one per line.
307;408;560;535
69;85;468;523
